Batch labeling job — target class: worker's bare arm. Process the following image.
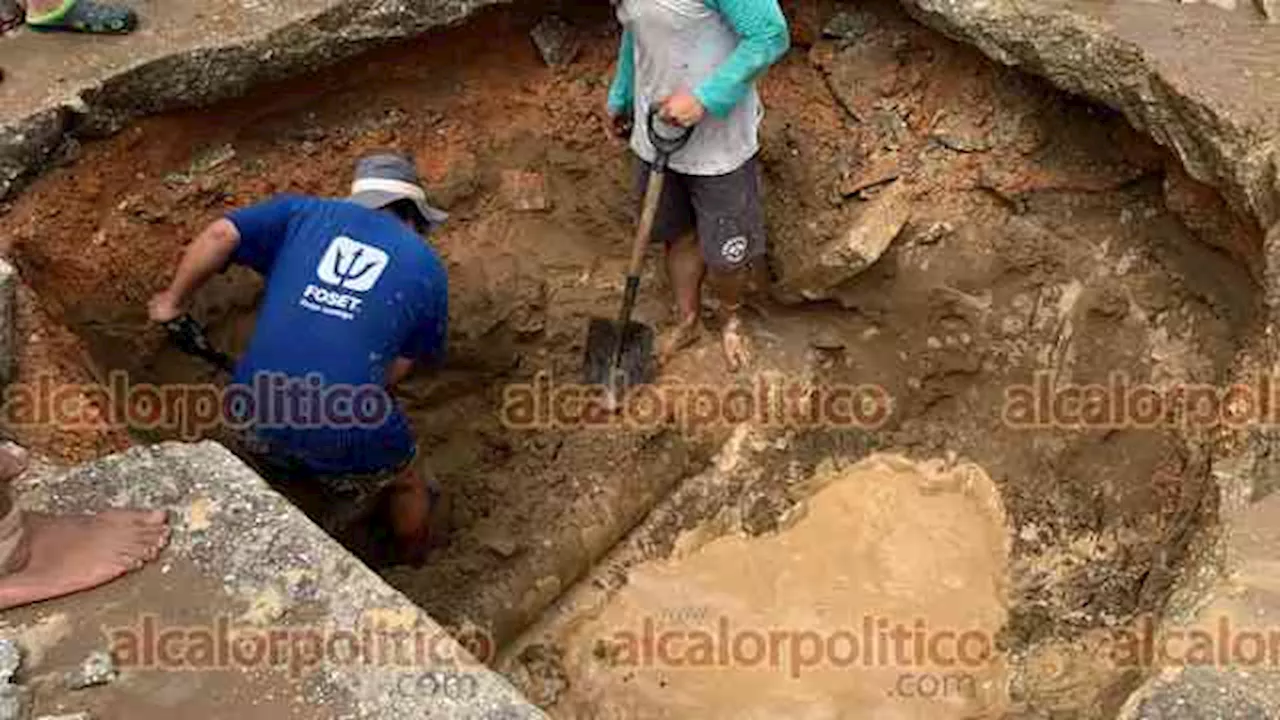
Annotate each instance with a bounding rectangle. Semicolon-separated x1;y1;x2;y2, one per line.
148;219;242;323
388;357;416;388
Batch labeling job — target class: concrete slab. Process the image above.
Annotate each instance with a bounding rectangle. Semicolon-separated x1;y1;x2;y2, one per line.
0;0;507;198
0;441;545;719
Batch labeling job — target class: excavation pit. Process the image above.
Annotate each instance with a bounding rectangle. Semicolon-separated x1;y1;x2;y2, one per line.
0;0;1267;717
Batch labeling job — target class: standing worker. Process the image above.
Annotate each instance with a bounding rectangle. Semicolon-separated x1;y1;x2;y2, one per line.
606;0;790;371
147;152;450;567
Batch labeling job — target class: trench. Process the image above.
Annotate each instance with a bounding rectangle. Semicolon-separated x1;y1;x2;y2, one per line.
0;0;1266;717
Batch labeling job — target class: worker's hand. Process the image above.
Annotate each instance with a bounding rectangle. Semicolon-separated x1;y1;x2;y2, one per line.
660;90;705;128
147;290;185;324
609;111;633;140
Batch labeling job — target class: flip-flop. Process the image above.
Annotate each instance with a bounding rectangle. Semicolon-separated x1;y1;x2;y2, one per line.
26;0;136;33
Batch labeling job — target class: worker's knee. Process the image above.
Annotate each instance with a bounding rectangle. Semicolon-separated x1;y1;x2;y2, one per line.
666;232;699;256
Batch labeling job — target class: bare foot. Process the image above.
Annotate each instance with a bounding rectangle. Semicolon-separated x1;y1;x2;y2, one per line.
658;315;702;367
0;443;170;610
721;315;752;372
0;510;170;610
0;0;21;33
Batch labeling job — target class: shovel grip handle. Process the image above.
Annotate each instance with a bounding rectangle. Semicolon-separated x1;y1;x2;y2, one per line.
647;105;693;160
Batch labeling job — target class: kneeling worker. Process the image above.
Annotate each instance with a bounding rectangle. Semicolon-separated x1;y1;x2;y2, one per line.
148;152;450;566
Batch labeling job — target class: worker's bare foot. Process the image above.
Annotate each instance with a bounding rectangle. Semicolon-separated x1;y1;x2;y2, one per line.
0;0;22;33
658;314;702;366
721;314;752;372
0;442;170;610
0;510;170;610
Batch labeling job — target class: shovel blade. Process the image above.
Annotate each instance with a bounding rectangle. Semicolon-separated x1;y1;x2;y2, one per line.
583;317;655;395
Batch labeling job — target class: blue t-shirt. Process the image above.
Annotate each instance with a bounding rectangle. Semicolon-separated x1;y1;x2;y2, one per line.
223;194;447;476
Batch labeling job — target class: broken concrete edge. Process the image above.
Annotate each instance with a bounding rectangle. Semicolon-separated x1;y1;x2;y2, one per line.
893;0;1279;294
497;424;779;695
0;0;514;203
12;441;547;719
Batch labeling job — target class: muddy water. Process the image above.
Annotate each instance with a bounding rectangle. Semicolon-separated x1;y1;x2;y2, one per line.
553;454;1012;719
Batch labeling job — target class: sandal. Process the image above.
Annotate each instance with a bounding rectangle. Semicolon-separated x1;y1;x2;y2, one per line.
26;0;135;33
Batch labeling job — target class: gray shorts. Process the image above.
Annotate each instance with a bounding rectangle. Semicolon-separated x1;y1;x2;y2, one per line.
634;154;767;272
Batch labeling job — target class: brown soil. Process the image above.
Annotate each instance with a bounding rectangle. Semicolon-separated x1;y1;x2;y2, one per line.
0;0;1264;717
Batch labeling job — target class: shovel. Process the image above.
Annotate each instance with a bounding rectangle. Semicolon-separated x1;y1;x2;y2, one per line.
163;313;236;373
584;106;694;406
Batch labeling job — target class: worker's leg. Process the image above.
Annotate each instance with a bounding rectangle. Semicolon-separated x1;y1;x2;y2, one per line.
0;442;170;611
633;155;704;363
662;231;705;360
707;266;753;370
689;155;769;371
383;451;449;568
387;466;430;565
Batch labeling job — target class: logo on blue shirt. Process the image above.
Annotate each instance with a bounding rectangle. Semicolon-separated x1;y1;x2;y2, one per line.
300;236;391;320
317;236;390;291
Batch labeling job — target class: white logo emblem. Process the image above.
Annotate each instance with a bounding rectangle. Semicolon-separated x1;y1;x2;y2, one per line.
721;236;748;264
317;236;389;292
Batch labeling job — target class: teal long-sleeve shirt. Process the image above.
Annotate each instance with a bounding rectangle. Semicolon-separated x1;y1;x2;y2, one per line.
606;0;790;120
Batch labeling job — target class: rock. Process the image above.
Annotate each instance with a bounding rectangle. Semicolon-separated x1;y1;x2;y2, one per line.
500;170;550;212
931;132;990;153
529;16;580;67
837;154;901;199
822;9;874;43
476;522;521;558
868;106;909;150
429;149;480;208
36;714;92;720
1259;0;1278;20
188;143;236;175
67;651;115;690
777;180;913;302
0;641;18;684
509;645;569;707
908;220;954;246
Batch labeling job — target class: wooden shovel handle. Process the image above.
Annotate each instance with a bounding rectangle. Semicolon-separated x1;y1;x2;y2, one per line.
628;169;666;278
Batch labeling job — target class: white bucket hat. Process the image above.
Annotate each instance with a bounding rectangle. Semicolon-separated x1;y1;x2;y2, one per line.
348;152;448;233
